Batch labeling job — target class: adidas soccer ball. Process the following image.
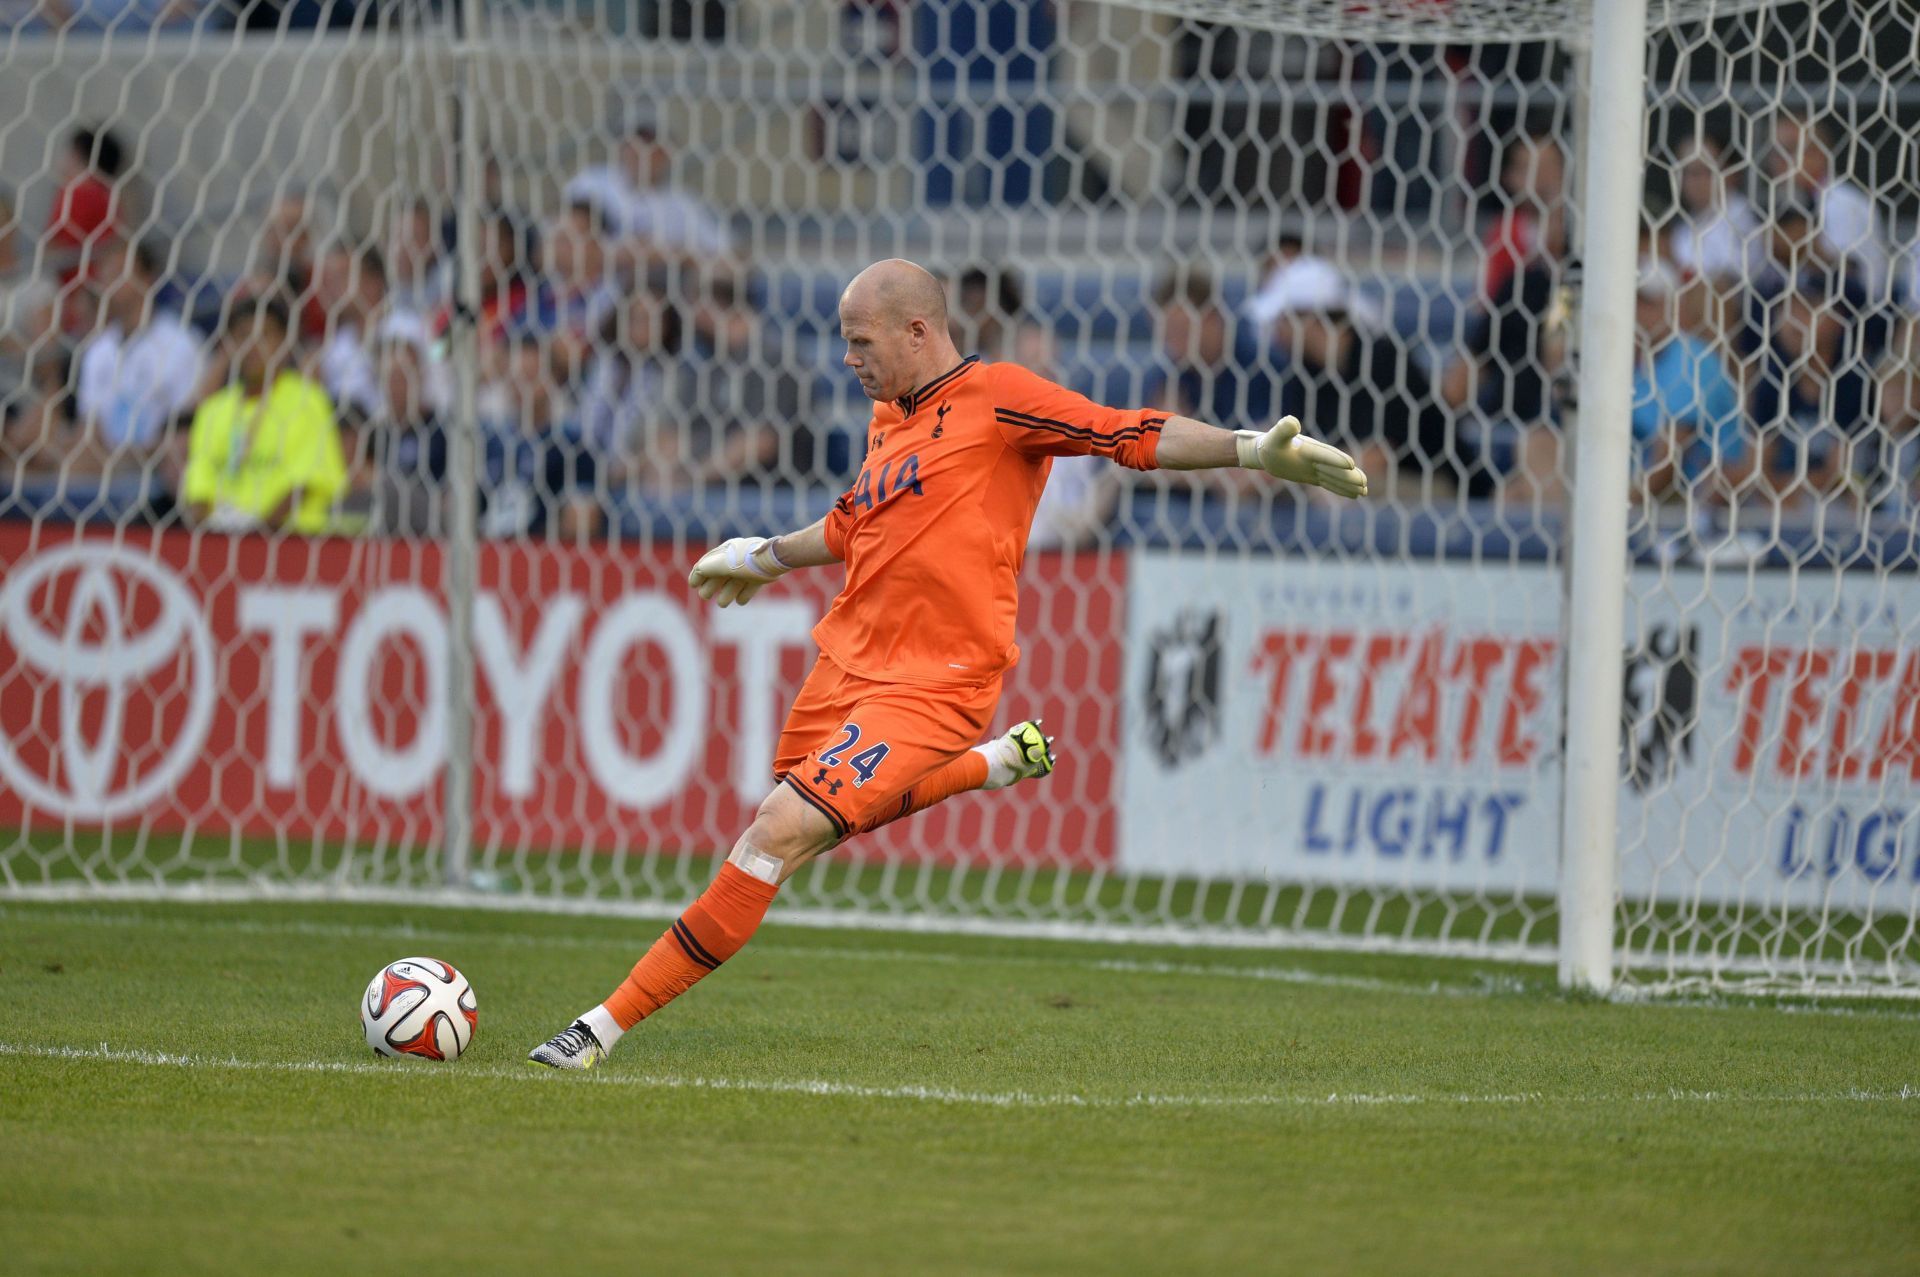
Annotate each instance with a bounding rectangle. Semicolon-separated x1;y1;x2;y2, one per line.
361;957;477;1061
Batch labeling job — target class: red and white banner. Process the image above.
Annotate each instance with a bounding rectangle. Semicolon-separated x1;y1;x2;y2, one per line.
1118;552;1920;910
0;524;1122;867
10;524;1911;905
1118;552;1564;894
1616;570;1920;910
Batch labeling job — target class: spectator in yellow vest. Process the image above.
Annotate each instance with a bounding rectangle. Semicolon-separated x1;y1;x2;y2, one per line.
183;296;345;533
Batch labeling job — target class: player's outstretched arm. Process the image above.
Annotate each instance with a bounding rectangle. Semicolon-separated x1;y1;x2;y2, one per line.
1155;414;1368;499
687;518;841;608
769;517;840;569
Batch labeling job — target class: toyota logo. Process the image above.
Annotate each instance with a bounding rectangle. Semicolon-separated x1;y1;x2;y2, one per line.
0;543;216;820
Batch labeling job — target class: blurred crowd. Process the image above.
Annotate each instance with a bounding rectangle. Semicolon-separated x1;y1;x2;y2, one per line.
1052;109;1920;539
1;0;372;34
3;105;1918;547
1172;111;1919;530
2;120;820;540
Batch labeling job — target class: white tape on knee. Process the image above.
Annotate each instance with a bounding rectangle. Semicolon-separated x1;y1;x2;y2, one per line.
728;841;784;885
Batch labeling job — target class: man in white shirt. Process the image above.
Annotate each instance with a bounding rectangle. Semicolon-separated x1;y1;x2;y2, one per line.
76;237;203;478
313;241;396;423
1668;133;1762;282
385;197;449;317
540;200;623;382
1769;110;1890;300
1247;241;1385;331
564;118;732;261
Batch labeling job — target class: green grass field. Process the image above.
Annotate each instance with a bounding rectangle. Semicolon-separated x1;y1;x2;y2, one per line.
2;899;1917;1276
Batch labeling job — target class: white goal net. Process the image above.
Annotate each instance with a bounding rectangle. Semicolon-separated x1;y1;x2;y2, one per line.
0;0;1914;995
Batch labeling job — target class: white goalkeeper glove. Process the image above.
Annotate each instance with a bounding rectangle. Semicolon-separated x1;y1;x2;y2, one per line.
1235;416;1369;499
687;536;792;607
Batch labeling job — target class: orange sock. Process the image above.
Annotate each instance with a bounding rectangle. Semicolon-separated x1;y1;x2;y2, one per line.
601;754;986;1030
603;862;780;1030
853;750;990;836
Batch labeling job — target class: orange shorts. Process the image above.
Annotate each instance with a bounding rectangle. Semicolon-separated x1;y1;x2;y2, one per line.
774;652;1001;839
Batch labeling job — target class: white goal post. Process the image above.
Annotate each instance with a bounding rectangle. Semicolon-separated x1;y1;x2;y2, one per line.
0;0;1915;997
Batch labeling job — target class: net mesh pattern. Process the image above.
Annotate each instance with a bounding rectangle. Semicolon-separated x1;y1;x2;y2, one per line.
0;0;1913;993
1108;0;1778;44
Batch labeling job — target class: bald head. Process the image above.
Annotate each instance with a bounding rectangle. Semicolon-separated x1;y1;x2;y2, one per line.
839;258;963;404
842;258;950;329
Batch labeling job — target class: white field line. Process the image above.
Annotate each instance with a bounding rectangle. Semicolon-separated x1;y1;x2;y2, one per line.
6;905;1920;1021
1;880;1548;966
16;881;1920;991
0;904;1495;997
2;1042;1914;1110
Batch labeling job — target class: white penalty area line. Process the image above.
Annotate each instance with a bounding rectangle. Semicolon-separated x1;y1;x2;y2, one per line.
7;905;1920;1020
2;1042;1914;1110
0;904;1509;1001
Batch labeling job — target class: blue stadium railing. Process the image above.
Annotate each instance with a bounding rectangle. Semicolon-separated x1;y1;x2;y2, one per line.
9;476;1914;571
16;262;1914;570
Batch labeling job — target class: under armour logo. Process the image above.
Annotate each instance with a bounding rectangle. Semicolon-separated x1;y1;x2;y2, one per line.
826;778;844;797
932;403;949;438
812;766;829;786
870;431;885;450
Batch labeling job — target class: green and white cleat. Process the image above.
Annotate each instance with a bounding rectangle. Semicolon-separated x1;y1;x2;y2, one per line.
981;719;1057;791
527;1020;608;1071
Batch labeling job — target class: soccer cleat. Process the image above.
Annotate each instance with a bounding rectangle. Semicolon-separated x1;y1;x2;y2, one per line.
981;719;1056;791
527;1020;608;1071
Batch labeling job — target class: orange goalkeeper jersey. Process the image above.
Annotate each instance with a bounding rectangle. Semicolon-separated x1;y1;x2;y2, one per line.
817;356;1167;687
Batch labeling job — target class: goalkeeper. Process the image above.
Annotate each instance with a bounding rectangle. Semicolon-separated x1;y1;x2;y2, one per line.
531;258;1365;1068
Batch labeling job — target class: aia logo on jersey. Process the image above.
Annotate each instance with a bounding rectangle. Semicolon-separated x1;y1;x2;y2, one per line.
932;403;950;438
1143;609;1223;768
850;454;924;512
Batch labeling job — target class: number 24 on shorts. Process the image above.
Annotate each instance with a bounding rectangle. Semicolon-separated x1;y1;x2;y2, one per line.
820;723;891;788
